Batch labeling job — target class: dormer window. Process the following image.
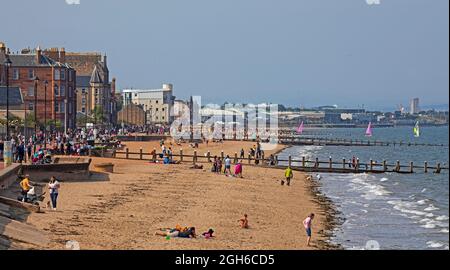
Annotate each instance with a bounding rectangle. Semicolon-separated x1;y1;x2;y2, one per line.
54;69;60;80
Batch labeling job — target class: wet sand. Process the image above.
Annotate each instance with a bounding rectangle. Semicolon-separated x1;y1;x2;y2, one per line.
24;141;331;250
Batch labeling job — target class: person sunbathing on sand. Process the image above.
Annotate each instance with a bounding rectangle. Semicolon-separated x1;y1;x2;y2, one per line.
238;214;249;229
155;226;196;238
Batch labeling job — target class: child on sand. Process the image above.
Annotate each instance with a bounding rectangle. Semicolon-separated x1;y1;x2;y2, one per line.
303;213;315;247
202;229;215;239
238;214;249;229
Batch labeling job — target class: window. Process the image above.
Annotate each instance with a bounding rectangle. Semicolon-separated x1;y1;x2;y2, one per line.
69;102;73;114
61;69;66;80
162;108;165;111
82;98;86;105
156;108;159;111
68;86;72;98
162;116;165;120
156;100;159;104
54;85;59;96
28;69;34;79
95;89;98;95
60;85;66;96
68;70;73;82
60;102;65;113
82;107;86;113
13;69;19;80
55;102;59;112
28;102;34;111
28;87;34;97
54;69;60;80
82;88;86;94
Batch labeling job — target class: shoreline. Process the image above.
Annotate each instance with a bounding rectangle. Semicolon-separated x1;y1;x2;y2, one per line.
274;145;341;250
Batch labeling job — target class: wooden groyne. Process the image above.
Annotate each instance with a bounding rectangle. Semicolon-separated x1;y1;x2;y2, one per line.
275;136;448;147
107;148;448;175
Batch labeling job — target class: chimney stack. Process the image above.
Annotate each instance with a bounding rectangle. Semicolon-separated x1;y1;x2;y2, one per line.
0;42;6;55
36;46;42;64
59;47;66;63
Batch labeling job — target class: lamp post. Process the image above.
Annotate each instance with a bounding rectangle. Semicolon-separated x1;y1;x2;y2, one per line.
44;80;48;149
64;99;68;135
3;57;12;141
54;83;57;131
84;91;88;131
33;76;40;139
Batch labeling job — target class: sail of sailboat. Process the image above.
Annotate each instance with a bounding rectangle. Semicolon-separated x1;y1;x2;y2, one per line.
296;121;304;134
413;121;420;137
365;122;373;137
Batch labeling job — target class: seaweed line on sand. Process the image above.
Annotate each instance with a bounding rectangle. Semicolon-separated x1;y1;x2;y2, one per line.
307;175;343;250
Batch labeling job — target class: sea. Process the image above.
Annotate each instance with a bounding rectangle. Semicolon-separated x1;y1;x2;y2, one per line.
277;126;449;250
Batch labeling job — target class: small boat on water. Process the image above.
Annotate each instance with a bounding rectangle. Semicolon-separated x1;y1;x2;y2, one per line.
365;122;373;137
414;121;420;137
296;121;304;135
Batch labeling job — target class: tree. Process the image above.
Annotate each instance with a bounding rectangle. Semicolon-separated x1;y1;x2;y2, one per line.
93;105;106;125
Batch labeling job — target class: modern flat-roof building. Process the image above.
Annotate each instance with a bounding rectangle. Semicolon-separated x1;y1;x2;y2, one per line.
122;84;175;124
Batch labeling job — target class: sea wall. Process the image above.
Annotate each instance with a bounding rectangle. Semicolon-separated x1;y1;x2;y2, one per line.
0;164;21;190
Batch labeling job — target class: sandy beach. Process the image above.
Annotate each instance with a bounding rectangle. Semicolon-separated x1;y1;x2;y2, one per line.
20;141;331;250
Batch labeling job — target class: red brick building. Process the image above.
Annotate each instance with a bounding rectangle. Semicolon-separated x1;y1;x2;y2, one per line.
0;42;77;130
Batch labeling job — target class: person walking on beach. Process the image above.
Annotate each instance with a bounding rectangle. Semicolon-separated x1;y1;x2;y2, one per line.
224;155;232;176
216;157;222;175
48;176;60;211
284;166;293;186
303;213;315;247
240;148;245;159
234;161;243;178
212;156;218;172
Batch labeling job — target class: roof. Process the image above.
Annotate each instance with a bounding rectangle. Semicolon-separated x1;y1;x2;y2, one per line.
90;65;103;84
0;53;72;68
65;53;109;83
0;87;24;106
76;76;91;88
122;88;172;93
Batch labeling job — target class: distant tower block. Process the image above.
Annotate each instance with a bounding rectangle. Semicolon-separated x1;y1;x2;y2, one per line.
410;98;420;114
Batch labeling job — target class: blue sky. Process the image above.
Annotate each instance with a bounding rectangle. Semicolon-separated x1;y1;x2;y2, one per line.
1;0;448;110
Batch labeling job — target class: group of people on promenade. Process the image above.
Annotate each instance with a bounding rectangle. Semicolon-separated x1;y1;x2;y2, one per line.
119;124;170;136
0;127;123;164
